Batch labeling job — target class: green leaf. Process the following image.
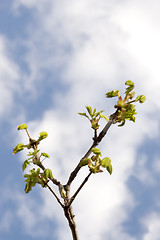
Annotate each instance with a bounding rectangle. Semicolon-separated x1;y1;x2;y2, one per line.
48;170;53;179
125;80;134;86
101;157;111;168
24;168;40;193
135;95;146;103
25;182;32;193
17;123;28;130
38;132;48;141
43;169;53;179
106;163;113;175
78;112;89;119
125;80;134;94
92;148;101;155
93;108;96;115
86;105;93;117
100;114;109;121
79;158;90;167
13;143;26;154
22;160;30;171
24;174;29;178
106;90;119;98
36;168;41;175
139;95;146;103
128;91;135;99
41;152;50;158
94;110;103;117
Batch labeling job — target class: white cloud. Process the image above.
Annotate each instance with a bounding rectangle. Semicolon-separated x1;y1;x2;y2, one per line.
142;212;160;240
0;211;13;232
0;36;20;117
112;0;160;109
152;156;160;173
0;186;63;238
12;0;160;113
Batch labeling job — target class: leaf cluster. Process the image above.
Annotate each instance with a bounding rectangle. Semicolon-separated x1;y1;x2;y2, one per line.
80;148;112;175
22;150;49;171
24;168;53;193
13;124;51;193
106;80;146;126
13;124;48;154
78;106;108;130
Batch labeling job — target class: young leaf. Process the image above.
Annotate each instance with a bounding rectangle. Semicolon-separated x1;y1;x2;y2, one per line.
41;152;50;158
25;182;31;193
92;148;101;155
135;95;146;103
86;106;93;117
44;169;53;179
101;157;111;168
22;160;30;171
94;110;103;117
79;158;90;167
125;80;134;94
36;168;41;175
38;132;48;141
93;108;96;115
17;123;28;130
78;112;89;119
125;80;134;86
106;90;119;98
48;170;53;179
100;114;109;121
127;91;135;100
106;163;113;175
139;95;146;103
13;143;26;154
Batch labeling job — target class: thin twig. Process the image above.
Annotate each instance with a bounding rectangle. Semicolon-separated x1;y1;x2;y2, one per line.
25;128;31;139
67;172;92;208
46;183;64;208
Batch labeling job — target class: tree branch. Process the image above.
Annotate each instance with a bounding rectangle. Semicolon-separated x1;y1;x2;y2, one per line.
66;110;118;187
64;205;79;240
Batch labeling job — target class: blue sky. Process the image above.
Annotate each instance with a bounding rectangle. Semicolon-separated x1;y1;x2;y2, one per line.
0;0;160;239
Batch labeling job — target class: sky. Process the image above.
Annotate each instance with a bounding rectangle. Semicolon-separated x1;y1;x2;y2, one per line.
0;0;160;240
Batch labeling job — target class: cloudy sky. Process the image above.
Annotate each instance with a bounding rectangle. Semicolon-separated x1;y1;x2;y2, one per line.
0;0;160;239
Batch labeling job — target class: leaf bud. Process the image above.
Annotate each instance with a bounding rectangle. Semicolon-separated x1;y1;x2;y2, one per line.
38;132;48;141
92;148;101;155
106;90;119;98
17;123;28;130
